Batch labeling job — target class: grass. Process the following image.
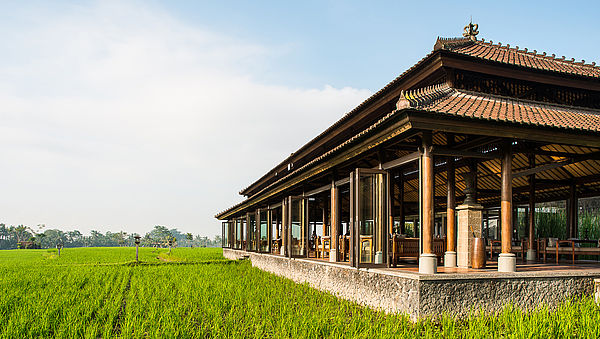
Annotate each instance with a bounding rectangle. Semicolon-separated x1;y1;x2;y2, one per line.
1;247;599;338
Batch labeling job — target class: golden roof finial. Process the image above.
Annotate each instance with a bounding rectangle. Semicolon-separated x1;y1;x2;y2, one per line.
463;20;479;41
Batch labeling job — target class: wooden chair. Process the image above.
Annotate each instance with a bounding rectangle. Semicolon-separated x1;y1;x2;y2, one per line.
541;238;600;264
488;239;526;261
318;236;330;259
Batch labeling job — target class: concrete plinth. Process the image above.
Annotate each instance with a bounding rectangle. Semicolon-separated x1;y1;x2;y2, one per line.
526;249;537;262
329;249;338;263
498;253;517;272
375;251;383;264
456;203;483;268
419;253;437;274
444;251;457;268
280;247;285;256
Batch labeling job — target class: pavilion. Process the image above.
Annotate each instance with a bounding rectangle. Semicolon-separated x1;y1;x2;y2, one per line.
216;23;600;284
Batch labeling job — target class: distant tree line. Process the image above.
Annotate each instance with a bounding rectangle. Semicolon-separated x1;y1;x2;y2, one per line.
0;224;221;250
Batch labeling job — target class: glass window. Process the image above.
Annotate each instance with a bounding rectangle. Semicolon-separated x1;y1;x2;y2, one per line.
260;210;269;252
290;198;305;256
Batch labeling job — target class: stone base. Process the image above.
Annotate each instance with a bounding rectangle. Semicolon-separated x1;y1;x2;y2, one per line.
526;249;537;262
419;253;437;274
498;253;517;272
375;251;383;264
280;247;285;256
444;251;457;268
329;249;338;263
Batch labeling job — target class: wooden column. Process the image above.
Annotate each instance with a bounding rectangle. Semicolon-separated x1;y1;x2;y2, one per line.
330;181;339;262
528;154;536;259
282;198;288;256
267;209;272;253
419;132;436;273
275;210;280;240
447;154;456;253
499;140;516;272
422;134;434;254
246;213;250;251
501;145;513;254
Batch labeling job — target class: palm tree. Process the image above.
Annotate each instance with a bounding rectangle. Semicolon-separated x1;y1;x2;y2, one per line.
186;233;193;247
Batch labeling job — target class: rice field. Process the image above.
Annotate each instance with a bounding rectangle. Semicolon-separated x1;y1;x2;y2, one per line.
1;247;599;338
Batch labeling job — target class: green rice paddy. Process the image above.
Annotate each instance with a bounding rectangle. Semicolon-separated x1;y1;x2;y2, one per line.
1;247;599;338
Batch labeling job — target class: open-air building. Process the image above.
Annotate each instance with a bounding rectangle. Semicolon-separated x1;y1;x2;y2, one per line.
216;24;600;318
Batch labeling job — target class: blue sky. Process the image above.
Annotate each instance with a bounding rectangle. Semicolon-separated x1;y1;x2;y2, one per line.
0;1;598;237
163;0;599;89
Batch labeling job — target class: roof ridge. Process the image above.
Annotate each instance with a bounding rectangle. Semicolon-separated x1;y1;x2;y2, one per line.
434;36;474;51
475;38;599;70
396;83;455;110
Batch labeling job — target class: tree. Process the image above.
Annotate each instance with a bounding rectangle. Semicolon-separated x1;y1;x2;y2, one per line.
186;233;193;247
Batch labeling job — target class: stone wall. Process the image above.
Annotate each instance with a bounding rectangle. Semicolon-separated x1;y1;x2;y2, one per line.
420;276;593;317
222;248;599;320
249;251;421;318
222;248;249;260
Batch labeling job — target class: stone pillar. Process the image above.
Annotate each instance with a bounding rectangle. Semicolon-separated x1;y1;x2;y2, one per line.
456;203;483;267
419;132;437;274
499;141;516;272
445;153;457;268
330;181;339;262
456;168;483;268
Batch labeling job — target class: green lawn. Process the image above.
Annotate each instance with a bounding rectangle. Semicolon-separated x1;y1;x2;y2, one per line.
0;247;599;338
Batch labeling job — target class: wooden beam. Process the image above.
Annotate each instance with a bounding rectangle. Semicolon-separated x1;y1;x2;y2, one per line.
380;151;421;170
454;136;501;150
514;152;600;178
432;147;500;159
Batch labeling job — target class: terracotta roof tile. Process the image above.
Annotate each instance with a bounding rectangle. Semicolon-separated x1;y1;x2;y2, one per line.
397;83;600;132
434;37;600;78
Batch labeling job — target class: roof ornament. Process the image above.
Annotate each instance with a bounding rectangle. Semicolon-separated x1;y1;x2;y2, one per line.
463;21;479;41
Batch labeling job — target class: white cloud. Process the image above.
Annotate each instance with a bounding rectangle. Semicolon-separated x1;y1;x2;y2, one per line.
0;1;372;236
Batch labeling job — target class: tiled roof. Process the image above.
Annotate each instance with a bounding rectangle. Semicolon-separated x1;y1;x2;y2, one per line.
396;83;600;132
238;51;437;196
434;37;600;78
